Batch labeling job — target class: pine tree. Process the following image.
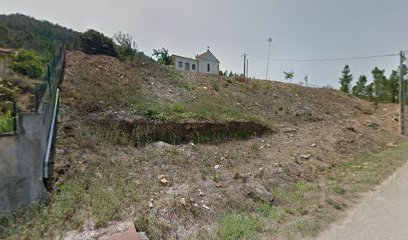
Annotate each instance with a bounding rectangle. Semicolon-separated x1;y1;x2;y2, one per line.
283;70;294;83
366;83;374;101
339;65;353;93
372;67;388;102
352;75;367;98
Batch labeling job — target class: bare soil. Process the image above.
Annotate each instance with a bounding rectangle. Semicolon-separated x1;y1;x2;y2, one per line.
59;52;405;238
1;51;406;240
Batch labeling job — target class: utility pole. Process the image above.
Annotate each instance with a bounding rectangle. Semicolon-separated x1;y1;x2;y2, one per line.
266;37;272;80
243;53;247;77
246;58;249;78
400;51;405;135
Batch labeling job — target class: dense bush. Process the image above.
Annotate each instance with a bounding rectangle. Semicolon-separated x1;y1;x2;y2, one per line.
12;49;44;78
80;29;117;57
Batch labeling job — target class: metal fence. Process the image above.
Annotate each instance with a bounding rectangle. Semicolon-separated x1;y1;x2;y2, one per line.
40;45;65;182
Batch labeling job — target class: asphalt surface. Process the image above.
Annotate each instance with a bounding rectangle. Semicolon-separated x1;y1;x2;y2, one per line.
317;160;408;240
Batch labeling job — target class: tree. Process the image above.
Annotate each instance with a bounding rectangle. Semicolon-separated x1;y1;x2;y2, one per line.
0;13;81;57
339;65;353;93
12;49;43;78
229;71;234;77
366;83;374;101
372;67;388;102
388;70;399;103
304;75;308;86
152;48;172;65
80;29;117;57
283;70;295;83
352;75;367;98
113;31;137;61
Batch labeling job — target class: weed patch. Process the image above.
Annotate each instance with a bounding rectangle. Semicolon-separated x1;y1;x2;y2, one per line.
0;110;13;133
258;202;278;219
290;219;321;237
325;198;346;210
216;214;261;240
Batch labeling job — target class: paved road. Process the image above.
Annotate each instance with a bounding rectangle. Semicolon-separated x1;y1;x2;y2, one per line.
317;160;408;240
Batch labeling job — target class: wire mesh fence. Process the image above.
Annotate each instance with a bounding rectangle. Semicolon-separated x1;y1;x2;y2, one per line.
40;45;65;181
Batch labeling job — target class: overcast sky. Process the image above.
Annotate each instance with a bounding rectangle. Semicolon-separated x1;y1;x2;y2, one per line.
2;0;408;87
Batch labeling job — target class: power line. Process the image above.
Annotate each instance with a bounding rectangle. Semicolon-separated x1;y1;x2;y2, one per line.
246;52;403;63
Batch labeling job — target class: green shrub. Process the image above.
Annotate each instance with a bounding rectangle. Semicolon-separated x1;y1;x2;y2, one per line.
171;103;185;113
12;49;43;78
212;82;220;91
113;31;137;61
0;110;13;133
80;29;118;57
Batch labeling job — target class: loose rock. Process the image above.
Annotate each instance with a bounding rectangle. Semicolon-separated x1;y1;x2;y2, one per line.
138;232;149;240
244;180;274;203
198;189;206;197
160;178;169;186
283;128;297;134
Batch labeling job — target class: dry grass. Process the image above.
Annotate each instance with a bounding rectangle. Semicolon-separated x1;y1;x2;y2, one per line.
1;51;406;240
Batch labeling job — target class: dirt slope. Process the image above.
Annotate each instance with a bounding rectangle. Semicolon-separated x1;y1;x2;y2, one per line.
2;51;405;239
63;51;374;126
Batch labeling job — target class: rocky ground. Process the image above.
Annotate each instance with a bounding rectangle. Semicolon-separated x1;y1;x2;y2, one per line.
1;51;406;240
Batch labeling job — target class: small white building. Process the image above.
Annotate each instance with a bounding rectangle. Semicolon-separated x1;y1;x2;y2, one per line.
172;49;220;75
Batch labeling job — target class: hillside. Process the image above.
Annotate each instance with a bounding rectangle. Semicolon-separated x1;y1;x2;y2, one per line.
63;51;374;124
0;14;80;55
2;51;405;239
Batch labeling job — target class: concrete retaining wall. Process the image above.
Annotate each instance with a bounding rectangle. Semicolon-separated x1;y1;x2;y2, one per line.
0;113;48;217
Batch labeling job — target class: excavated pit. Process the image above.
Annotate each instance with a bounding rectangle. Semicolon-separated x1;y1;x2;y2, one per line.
89;111;272;145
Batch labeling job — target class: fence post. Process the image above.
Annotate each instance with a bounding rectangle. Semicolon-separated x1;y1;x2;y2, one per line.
12;101;17;134
47;65;51;97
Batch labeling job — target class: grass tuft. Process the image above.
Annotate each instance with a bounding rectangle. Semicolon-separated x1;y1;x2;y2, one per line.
216;214;261;240
258;202;278;219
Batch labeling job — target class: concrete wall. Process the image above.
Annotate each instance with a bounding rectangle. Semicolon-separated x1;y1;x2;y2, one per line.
197;58;219;75
0;113;48;217
173;55;198;72
196;51;220;75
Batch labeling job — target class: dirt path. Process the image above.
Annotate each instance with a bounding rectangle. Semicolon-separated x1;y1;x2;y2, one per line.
316;154;408;240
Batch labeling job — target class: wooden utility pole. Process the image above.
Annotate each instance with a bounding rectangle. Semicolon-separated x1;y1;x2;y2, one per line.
243;53;247;77
400;51;405;135
266;37;272;80
246;58;249;78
